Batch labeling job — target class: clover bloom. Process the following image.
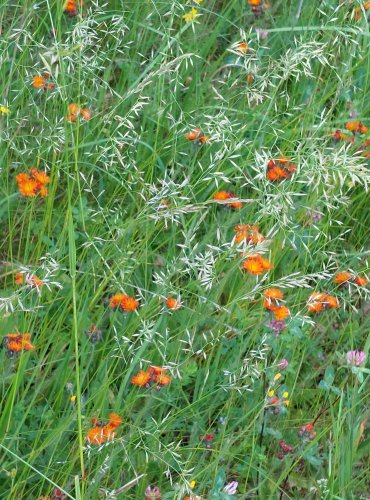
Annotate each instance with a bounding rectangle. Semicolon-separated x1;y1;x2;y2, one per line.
166;296;181;310
3;333;35;356
145;486;162;500
183;8;198;22
242;254;272;275
267;319;286;334
234;224;265;244
346;350;366;367
213;191;243;209
307;292;339;313
223;481;238;495
16;168;50;198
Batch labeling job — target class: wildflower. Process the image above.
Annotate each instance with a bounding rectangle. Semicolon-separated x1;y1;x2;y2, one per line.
51;488;67;500
213;191;243;209
234;224;265;244
70;395;76;402
183;8;198;22
273;305;290;321
346;350;366;367
3;333;35;357
273;372;282;382
255;27;269;39
242;254;273;275
145;486;162;500
166;296;181;310
334;271;352;284
66;103;91;122
264;288;284;301
64;0;82;16
298;423;316;441
307;292;339;313
148;366;172;386
354;275;368;286
15;272;43;288
278;440;293;458
86;413;121;445
0;105;11;115
266;159;295;182
236;42;249;54
85;324;103;344
189;480;196;488
16;168;50;198
131;370;151;387
109;293;139;311
277;358;289;370
268;390;275;397
223;481;238;495
345;121;368;135
199;433;215;448
332;129;354;143
185;128;208;144
32;74;55;90
267;319;286;334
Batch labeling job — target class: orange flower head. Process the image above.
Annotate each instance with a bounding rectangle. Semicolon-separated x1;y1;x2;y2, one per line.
185;128;202;141
68;103;80;115
242;256;264;275
259;257;273;270
108;413;122;429
33;75;45;89
30;275;43;288
30;168;50;186
323;294;339;309
86;425;113;445
4;333;35;352
121;295;139;311
266;166;287;182
248;0;262;4
16;173;38;197
166;297;181;310
148;365;163;376
237;42;249;54
109;292;126;308
80;108;92;121
264;288;284;300
156;372;172;386
334;272;352;284
15;273;24;285
273;305;290;320
354;275;368;286
66;113;77;122
214;191;230;201
132;370;151;387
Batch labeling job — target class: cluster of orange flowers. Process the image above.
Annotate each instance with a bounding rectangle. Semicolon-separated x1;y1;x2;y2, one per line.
15;272;43;288
131;366;172;388
86;412;122;446
266;158;296;182
234;224;265;244
242;254;273;275
213;191;243;209
16;168;50;198
335;272;368;287
32;73;55;90
66;103;92;122
64;0;81;17
333;120;370;157
263;288;290;320
109;292;139;311
3;333;35;356
184;128;209;145
354;2;370;20
307;292;339;313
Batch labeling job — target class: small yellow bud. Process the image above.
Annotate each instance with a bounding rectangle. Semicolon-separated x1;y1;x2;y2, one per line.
268;390;275;397
273;372;282;381
283;392;289;398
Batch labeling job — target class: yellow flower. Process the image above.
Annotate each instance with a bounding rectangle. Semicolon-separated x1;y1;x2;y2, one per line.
70;395;76;402
273;372;282;382
283;391;289;398
190;480;196;488
268;390;275;397
194;0;203;3
0;105;11;115
283;400;290;407
183;7;198;22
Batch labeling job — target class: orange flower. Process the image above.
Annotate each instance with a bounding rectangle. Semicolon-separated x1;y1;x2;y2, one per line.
64;0;81;16
273;305;290;320
149;366;172;386
345;121;368;134
214;191;230;201
166;297;181;310
15;273;43;288
121;295;139;311
266;166;288;182
234;224;265;244
132;370;151;387
108;412;122;429
16;173;38;197
67;103;91;122
332;130;354;143
3;333;35;353
264;288;284;300
334;272;352;284
15;273;24;285
32;75;45;89
156;372;172;386
266;159;295;182
109;292;127;308
242;254;272;275
80;108;92;121
236;42;249;54
354;275;368;286
184;128;208;144
248;0;262;4
307;292;339;313
213;191;242;209
30;168;50;186
86;426;106;445
324;294;339;309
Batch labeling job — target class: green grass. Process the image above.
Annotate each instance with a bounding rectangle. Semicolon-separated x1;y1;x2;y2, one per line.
0;0;370;498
